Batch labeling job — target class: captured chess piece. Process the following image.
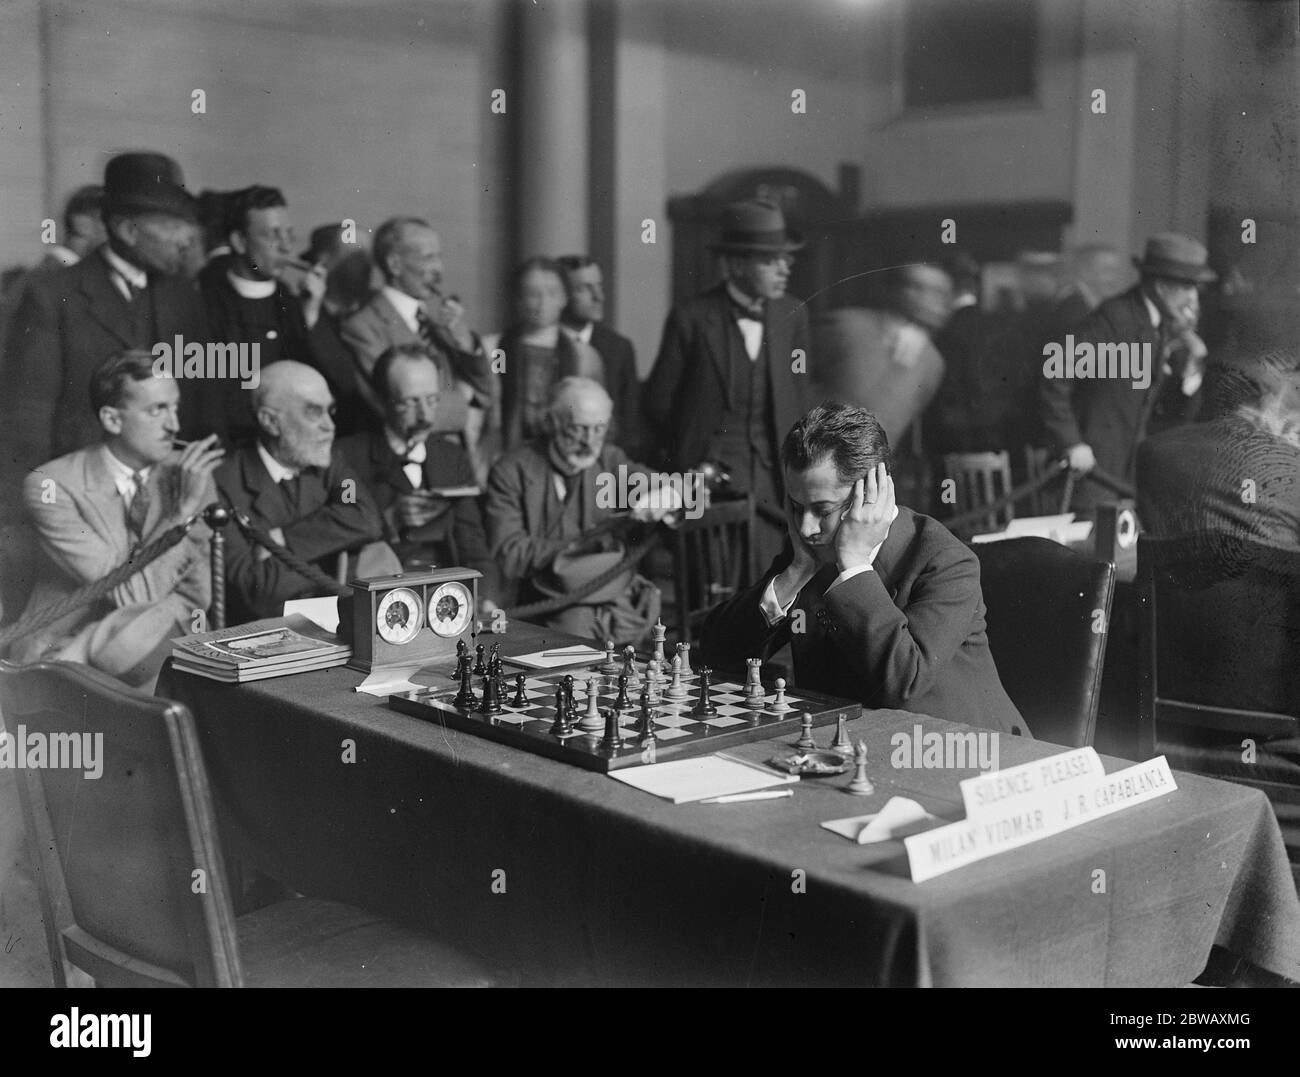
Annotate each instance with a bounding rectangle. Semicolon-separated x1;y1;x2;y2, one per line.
770;678;792;712
692;666;717;717
846;740;874;796
599;639;621;675
830;714;852;756
510;673;527;709
795;711;816;750
664;655;688;701
601;707;625;751
580;675;603;732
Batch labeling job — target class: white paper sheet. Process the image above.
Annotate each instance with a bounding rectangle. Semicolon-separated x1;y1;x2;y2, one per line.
820;797;944;844
354;664;426;696
283;596;340;635
506;645;607;669
609;755;798;803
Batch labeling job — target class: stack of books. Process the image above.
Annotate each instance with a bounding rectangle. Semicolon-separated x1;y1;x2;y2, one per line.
171;614;350;683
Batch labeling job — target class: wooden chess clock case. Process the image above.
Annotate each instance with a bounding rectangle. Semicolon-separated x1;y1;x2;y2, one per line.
343;568;481;674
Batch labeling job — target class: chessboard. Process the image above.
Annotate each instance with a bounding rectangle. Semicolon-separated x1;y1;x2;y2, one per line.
387;665;861;773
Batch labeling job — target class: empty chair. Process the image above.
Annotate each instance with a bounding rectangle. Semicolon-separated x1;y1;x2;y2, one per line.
0;659;499;987
973;536;1116;747
670;495;756;646
943;450;1014;537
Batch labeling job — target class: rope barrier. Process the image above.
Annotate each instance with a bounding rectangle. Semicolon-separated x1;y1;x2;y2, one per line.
224;508;349;597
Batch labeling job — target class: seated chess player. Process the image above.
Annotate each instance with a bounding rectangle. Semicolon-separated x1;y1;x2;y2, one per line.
699;402;1027;735
484;376;674;646
14;350;223;689
339;343;500;612
214;360;400;624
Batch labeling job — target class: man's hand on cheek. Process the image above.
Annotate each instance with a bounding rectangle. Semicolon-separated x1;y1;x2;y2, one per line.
834;464;895;573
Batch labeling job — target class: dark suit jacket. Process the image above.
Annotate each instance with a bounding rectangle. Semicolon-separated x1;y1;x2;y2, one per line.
644;283;810;473
698;506;1026;735
1137;415;1300;552
586;321;642;457
214;442;386;624
1;248;208;484
1039;286;1198;508
338;428;499;597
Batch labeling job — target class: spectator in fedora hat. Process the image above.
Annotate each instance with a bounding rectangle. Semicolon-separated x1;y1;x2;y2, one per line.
1040;231;1218;513
645;198;812;565
2;152;211;497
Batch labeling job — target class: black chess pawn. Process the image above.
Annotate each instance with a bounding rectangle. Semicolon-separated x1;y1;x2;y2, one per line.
613;674;631;712
511;673;527;708
453;639;470;680
453;660;478;709
637;689;655;741
473;644;486;677
692;666;717;716
481;669;503;716
601;707;625;751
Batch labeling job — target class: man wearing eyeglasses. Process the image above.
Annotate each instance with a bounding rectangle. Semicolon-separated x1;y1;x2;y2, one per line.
645;199;811;566
339;344;499;613
214;361;400;624
198;185;361;445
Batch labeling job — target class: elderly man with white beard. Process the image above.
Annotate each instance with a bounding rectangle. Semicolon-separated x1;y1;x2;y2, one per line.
214;361;399;624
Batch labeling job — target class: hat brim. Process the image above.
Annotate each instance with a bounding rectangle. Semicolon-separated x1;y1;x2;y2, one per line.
709;235;806;255
104;194;199;224
1133;257;1217;284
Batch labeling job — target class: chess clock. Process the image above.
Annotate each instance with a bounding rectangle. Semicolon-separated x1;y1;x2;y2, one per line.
345;568;482;673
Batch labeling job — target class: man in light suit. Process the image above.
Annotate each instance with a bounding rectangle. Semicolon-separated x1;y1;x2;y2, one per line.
341;217;492;452
2;153;209;501
14;351;224;689
700;403;1026;736
644;200;811;565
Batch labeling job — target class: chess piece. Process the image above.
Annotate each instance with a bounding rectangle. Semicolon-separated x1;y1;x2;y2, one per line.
473;644;486;677
550;687;569;736
664;656;688;701
646;660;662;706
510;673;527;708
601;707;625;751
651;620;667;670
743;657;764;708
692;666;717;716
613;674;631;712
795;711;816;750
675;642;693;677
481;669;503;716
453;639;470;680
830;714;852;756
770;678;792;712
637;688;655;740
453;660;478;709
599;639;621;675
580;676;603;732
846;740;874;796
621;645;642;688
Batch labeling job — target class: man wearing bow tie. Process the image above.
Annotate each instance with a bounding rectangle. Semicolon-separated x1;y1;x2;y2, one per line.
214;361;399;624
645;199;811;566
699;403;1026;736
339;344;499;612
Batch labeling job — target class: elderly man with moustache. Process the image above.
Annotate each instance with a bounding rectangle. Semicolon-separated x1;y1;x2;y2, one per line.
214;361;398;625
339;343;500;612
645;200;811;566
13;350;224;689
342;217;493;454
485;376;675;644
2;153;208;493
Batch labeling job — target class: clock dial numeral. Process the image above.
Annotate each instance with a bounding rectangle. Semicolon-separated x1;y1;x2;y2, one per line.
428;581;472;638
376;587;424;646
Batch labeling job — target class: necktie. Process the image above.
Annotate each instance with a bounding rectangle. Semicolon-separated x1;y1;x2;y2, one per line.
402;440;427;490
126;470;151;539
730;297;764;322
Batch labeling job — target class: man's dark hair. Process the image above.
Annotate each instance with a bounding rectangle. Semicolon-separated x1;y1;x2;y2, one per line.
781;402;893;482
371;342;439;400
511;256;569;299
373;216;433;280
225;185;287;238
940;251;980;296
555;254;596;275
90;350;158;413
63;185;104;233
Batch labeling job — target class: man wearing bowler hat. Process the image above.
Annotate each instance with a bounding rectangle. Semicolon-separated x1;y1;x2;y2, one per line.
2;152;209;497
1039;231;1217;513
645;199;812;564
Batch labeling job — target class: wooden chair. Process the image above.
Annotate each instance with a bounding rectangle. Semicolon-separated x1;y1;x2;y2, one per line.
1137;533;1300;782
1023;445;1070;518
668;495;756;646
943;450;1013;536
0;659;499;987
973;536;1115;747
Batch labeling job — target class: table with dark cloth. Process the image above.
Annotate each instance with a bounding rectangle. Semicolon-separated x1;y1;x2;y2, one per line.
157;622;1300;987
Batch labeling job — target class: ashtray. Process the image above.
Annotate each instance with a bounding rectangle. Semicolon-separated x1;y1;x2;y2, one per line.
765;751;850;777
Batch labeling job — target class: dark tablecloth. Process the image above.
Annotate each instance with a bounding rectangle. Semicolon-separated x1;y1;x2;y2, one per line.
158;623;1300;987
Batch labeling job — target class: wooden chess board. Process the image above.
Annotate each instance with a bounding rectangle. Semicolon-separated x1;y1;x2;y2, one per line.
387;666;861;772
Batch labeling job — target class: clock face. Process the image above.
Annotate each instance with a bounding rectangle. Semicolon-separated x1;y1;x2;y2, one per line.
428;581;473;638
376;587;423;646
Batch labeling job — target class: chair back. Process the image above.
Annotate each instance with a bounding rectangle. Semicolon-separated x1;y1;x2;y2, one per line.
670;496;756;645
0;660;243;987
943;450;1013;536
973;536;1115;747
1137;534;1300;760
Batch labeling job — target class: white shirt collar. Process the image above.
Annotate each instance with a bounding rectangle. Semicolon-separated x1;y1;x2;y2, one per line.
1141;291;1162;329
102;445;150;499
47;245;79;267
382;285;424;333
952;293;978;311
101;245;148;291
226;269;279;300
383;426;428;460
562;321;594;344
256;441;298;483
